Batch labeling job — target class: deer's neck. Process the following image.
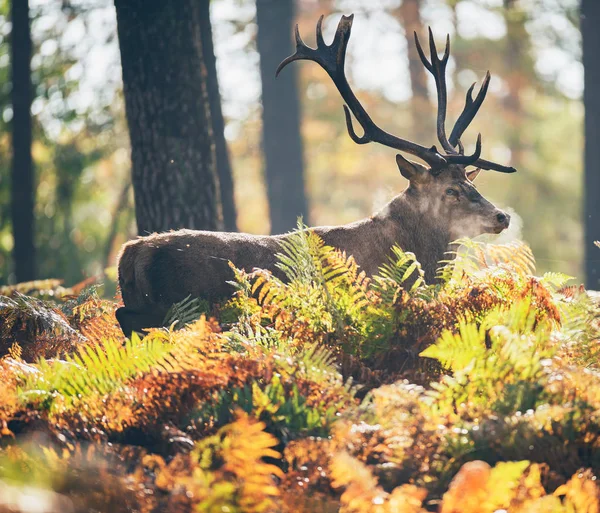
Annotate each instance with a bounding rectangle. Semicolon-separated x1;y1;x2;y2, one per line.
373;193;454;283
312;193;453;283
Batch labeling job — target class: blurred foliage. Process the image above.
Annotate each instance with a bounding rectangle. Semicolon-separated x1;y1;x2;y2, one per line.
0;0;132;286
0;231;599;511
0;0;586;288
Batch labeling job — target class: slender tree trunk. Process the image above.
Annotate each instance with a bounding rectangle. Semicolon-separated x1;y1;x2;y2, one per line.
200;0;237;232
10;0;35;281
256;0;308;234
114;0;222;235
582;0;600;288
103;181;131;271
397;0;432;143
503;2;528;166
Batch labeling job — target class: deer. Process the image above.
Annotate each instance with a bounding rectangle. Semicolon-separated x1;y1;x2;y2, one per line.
115;14;516;337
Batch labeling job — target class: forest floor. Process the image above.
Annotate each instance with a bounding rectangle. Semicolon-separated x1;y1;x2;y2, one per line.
0;232;599;513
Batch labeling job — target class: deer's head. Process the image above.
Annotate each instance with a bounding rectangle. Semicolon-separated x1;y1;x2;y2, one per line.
277;14;514;241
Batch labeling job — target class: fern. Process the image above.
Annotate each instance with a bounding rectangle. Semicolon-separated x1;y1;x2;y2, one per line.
58;285;102;315
192;413;283;513
0;293;82;342
438;239;536;285
420;319;487;372
555;288;600;369
18;333;172;409
3;225;600;512
276;223;328;283
162;294;209;329
539;271;574;292
374;245;426;294
487;240;536;275
240;223;373;351
423;299;555;421
194;339;354;441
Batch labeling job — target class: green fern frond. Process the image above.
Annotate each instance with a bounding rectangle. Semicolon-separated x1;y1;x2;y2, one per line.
424;299;555;420
483;297;540;336
18;333;172;409
555;289;600;368
371;245;428;309
540;272;574;292
162;295;209;329
275;221;328;284
233;222;373;348
289;342;337;380
228;322;288;353
376;246;426;290
58;285;101;316
420;319;487;372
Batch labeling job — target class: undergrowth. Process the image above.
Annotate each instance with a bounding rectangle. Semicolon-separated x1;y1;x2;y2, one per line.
0;227;599;512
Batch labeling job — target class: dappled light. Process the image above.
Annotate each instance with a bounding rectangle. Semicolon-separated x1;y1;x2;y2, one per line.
0;0;598;511
0;232;599;510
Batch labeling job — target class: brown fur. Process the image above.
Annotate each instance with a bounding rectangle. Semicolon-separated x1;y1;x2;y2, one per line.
116;161;509;337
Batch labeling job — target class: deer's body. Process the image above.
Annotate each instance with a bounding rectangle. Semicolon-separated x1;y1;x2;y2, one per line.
119;193;447;307
117;178;501;336
116;15;516;337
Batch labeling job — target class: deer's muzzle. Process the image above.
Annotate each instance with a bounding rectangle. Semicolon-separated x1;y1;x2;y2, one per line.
492;210;510;233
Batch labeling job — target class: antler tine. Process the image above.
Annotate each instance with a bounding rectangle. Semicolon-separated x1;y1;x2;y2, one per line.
449;71;491;147
277;14;448;168
414;28;456;155
473;158;516;173
414;29;432;73
455;137;517;172
316;14;326;47
276;14;351;79
446;133;481;165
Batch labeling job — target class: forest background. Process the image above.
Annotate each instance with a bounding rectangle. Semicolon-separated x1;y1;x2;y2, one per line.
0;0;585;289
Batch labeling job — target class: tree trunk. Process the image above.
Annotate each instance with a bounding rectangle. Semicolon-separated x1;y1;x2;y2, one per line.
256;0;308;234
10;0;35;282
397;0;432;143
114;0;222;235
582;0;600;288
503;1;528;166
200;0;237;232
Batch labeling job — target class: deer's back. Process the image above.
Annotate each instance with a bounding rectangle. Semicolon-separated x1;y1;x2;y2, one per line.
118;229;284;310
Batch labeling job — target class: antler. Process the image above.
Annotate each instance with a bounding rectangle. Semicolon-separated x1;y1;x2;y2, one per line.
276;14;448;169
415;29;516;173
414;28;482;166
449;72;490;148
449;73;516;173
277;15;516;174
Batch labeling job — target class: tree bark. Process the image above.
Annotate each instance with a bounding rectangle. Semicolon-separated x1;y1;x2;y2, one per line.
114;0;222;235
582;0;600;288
256;0;308;234
10;0;35;282
397;0;432;143
199;0;237;232
503;1;528;165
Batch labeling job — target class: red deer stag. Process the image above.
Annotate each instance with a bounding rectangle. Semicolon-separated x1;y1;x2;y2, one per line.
116;14;515;337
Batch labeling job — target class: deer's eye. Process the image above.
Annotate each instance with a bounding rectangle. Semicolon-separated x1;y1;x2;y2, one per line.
445;188;458;197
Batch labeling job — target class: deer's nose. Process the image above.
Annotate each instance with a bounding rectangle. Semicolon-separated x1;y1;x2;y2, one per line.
496;211;510;226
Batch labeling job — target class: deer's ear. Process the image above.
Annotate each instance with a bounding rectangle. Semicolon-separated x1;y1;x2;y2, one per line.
396;154;428;182
467;168;481;182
